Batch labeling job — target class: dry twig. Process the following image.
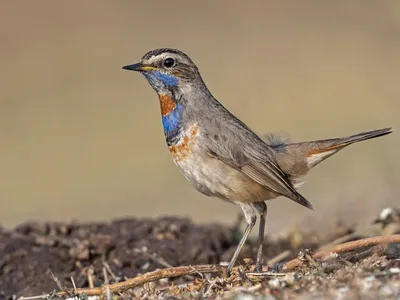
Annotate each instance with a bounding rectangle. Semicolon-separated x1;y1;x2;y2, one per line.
56;264;224;296
103;262;118;282
283;234;400;270
70;276;77;294
87;267;94;289
50;271;72;297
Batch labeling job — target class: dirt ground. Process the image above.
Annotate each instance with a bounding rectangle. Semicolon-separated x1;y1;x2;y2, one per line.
0;215;399;299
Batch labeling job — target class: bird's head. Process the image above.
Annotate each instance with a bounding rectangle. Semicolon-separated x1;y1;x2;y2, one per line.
123;48;203;95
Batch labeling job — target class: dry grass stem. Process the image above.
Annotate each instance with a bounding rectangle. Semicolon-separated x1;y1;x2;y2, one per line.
283;234;400;270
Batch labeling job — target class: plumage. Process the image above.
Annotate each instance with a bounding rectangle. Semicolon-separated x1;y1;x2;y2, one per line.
268;128;392;179
123;48;392;273
168;123;199;162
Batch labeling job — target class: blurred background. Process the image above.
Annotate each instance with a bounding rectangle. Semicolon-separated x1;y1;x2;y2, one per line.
1;1;399;234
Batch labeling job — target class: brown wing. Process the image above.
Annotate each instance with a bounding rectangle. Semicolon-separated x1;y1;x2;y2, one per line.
204;135;313;210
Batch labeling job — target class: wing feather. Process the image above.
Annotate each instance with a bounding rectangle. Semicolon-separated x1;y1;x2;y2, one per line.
204;131;313;210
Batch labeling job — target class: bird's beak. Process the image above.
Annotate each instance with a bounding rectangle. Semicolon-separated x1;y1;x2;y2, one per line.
122;63;158;72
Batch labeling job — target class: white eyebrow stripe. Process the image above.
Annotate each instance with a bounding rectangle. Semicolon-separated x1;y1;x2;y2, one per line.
145;53;172;65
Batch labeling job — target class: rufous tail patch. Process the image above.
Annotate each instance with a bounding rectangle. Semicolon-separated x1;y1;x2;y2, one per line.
307;143;347;156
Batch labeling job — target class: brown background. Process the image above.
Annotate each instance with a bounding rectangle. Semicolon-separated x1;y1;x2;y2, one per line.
1;1;399;235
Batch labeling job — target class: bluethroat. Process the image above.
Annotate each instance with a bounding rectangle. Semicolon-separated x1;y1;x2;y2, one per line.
123;48;392;273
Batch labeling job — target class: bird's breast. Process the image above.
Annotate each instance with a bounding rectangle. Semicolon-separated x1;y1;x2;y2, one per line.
168;123;200;162
164;123;280;203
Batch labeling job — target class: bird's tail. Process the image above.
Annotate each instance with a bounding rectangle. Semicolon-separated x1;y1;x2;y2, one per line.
302;127;392;167
267;127;392;177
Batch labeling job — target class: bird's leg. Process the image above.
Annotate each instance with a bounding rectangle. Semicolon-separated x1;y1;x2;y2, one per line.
227;203;256;274
253;202;267;272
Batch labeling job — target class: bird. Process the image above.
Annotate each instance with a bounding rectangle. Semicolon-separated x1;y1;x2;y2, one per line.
122;48;392;273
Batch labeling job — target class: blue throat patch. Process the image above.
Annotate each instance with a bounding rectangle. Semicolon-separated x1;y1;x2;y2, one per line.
162;103;183;147
143;71;181;143
162;104;183;136
148;71;179;87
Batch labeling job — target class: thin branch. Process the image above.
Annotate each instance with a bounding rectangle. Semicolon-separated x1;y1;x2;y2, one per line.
282;234;400;271
18;295;49;300
246;271;287;278
103;262;118;282
102;262;124;298
87;267;94;289
102;266;112;300
51;271;72;297
56;264;224;296
70;276;77;294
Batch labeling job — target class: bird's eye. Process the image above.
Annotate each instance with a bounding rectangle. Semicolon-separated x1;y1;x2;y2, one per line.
163;58;175;68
